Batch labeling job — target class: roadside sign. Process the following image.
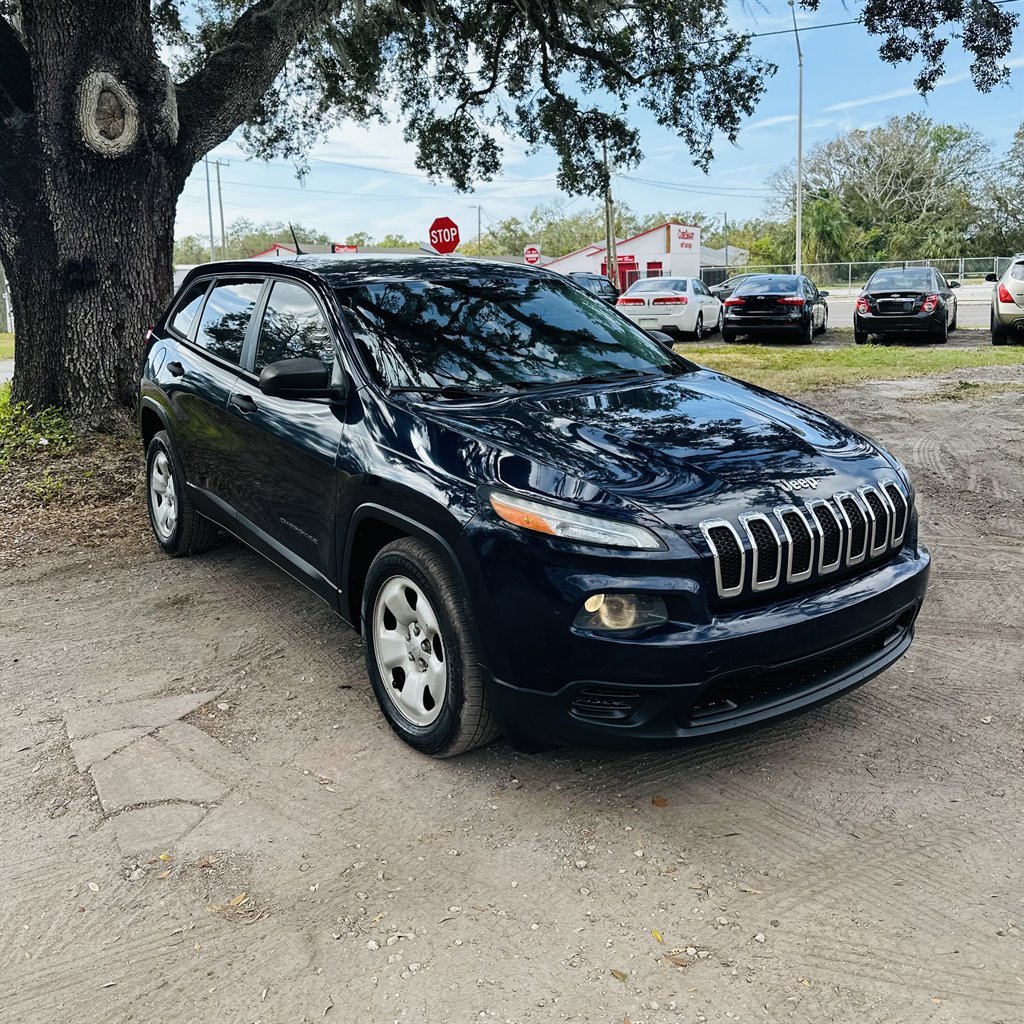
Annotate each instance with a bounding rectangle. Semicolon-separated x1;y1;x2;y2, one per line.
429;217;460;254
523;244;541;265
331;243;357;253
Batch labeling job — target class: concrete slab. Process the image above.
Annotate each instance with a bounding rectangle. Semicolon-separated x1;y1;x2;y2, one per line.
108;804;207;857
65;689;223;739
71;727;150;772
156;721;242;784
90;735;230;812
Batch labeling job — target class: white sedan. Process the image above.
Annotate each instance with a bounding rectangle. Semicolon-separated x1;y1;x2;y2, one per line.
615;277;723;339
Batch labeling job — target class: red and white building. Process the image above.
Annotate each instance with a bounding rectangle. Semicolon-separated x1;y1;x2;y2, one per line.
544;221;701;289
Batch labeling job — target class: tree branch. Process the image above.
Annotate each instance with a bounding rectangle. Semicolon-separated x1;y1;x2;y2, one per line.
173;0;336;168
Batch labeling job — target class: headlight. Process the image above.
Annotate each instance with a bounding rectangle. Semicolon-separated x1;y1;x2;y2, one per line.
488;491;663;550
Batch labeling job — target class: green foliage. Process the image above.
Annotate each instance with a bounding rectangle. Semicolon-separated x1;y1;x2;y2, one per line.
173;219;332;263
0;381;75;468
0;332;13;361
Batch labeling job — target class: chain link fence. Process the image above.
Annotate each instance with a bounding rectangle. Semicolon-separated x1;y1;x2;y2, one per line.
701;256;1015;293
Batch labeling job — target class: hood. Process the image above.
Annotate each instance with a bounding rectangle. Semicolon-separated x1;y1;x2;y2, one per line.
419;370;895;532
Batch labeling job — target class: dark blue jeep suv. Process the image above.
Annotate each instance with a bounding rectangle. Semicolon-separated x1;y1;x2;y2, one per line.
139;255;930;756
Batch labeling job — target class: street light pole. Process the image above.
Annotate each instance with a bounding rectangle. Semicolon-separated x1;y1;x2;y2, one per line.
788;0;803;276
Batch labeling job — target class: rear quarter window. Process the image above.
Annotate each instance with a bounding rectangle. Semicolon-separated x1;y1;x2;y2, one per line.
1010;263;1024;281
169;279;211;339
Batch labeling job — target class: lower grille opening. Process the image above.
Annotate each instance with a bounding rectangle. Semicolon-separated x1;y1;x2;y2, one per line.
570;686;644;721
687;609;915;722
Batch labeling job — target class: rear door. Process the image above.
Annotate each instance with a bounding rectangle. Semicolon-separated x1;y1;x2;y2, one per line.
224;277;347;602
161;276;264;512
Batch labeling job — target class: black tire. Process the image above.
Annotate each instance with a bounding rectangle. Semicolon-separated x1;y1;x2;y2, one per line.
814;307;828;336
932;319;948;344
145;430;218;557
361;537;499;757
712;307;724;334
692;312;705;341
948;304;957;332
796;318;814;345
722;329;738;344
991;310;1011;345
854;331;870;345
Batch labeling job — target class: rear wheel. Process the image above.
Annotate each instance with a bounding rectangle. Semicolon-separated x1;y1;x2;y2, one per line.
854;330;870;345
722;329;738;344
362;537;499;757
146;431;218;557
991;309;1011;345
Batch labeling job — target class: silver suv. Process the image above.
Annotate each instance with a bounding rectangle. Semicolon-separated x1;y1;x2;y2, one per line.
986;256;1024;344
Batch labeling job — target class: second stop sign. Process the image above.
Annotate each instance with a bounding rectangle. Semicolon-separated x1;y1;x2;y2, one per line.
428;217;460;254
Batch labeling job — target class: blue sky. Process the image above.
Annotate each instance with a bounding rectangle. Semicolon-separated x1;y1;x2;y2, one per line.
175;0;1024;246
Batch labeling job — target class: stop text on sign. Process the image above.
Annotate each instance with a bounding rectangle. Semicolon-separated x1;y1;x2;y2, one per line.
429;217;460;254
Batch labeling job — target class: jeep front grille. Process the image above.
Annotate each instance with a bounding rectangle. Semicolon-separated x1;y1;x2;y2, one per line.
700;480;910;600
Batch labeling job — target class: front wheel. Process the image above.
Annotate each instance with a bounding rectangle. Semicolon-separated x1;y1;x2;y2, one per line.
814;307;828;336
692;312;705;340
712;307;724;334
796;319;814;345
362;538;499;757
948;304;957;332
146;431;218;557
932;319;948;345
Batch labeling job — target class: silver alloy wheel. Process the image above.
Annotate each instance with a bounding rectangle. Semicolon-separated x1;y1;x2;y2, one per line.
717;307;724;332
372;575;447;727
694;312;704;339
150;450;178;541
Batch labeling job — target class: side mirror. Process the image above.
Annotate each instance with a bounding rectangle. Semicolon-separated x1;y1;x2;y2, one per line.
647;330;676;351
819;290;830;297
259;357;344;400
948;280;960;289
985;273;998;282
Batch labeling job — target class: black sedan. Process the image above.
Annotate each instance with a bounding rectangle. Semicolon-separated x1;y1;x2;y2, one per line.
722;274;829;344
854;267;959;345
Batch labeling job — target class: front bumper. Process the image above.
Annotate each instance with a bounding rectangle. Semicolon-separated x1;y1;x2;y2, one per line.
460;519;930;747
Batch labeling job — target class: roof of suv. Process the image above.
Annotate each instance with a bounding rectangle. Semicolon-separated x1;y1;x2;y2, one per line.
186;253;552;287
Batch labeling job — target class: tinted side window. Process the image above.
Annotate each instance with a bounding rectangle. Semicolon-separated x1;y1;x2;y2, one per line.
169;280;210;339
254;281;335;373
1010;263;1024;281
194;279;263;365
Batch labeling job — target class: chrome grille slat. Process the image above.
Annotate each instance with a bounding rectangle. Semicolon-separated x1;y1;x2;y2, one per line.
741;513;782;591
702;482;912;601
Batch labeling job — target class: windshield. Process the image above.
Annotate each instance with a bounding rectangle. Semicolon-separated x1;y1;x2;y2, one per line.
734;275;799;295
868;269;934;290
337;275;687;392
627;278;686;293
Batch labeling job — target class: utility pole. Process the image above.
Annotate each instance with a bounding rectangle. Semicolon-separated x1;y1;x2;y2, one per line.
204;156;216;262
602;142;619;290
472;204;482;251
211;159;229;258
788;0;804;275
723;211;729;270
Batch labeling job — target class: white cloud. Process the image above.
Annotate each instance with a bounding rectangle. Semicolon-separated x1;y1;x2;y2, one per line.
746;113;798;131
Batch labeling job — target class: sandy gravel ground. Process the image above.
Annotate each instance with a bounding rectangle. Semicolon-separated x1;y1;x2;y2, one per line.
1;368;1021;1024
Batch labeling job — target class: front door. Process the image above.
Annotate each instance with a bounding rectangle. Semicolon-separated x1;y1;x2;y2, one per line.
224;278;347;603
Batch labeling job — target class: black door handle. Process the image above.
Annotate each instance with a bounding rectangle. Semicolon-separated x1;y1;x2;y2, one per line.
229;393;258;414
166;361;185;378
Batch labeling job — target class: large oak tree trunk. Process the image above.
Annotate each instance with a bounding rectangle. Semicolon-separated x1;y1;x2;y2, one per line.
0;1;186;428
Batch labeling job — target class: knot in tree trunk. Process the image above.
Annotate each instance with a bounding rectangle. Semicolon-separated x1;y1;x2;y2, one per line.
76;71;139;156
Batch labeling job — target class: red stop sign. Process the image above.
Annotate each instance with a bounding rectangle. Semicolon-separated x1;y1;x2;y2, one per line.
523;245;541;265
428;217;460;254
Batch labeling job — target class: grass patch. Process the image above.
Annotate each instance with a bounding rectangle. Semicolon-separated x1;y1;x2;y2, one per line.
683;343;1024;394
906;379;1024;403
0;333;13;361
0;381;75;468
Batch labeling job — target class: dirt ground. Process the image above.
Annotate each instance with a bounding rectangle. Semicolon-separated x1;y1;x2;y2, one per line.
1;365;1022;1024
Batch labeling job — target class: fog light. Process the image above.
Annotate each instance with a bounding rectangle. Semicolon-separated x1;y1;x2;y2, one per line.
574;593;668;633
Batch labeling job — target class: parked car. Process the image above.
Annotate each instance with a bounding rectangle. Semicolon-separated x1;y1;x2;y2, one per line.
140;255;929;757
722;274;829;344
854;267;959;345
709;273;755;301
985;256;1024;344
567;271;619;305
615;276;723;339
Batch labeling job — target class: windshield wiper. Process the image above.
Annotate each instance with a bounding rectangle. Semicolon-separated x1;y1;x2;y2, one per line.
389;383;515;400
568;368;660;387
